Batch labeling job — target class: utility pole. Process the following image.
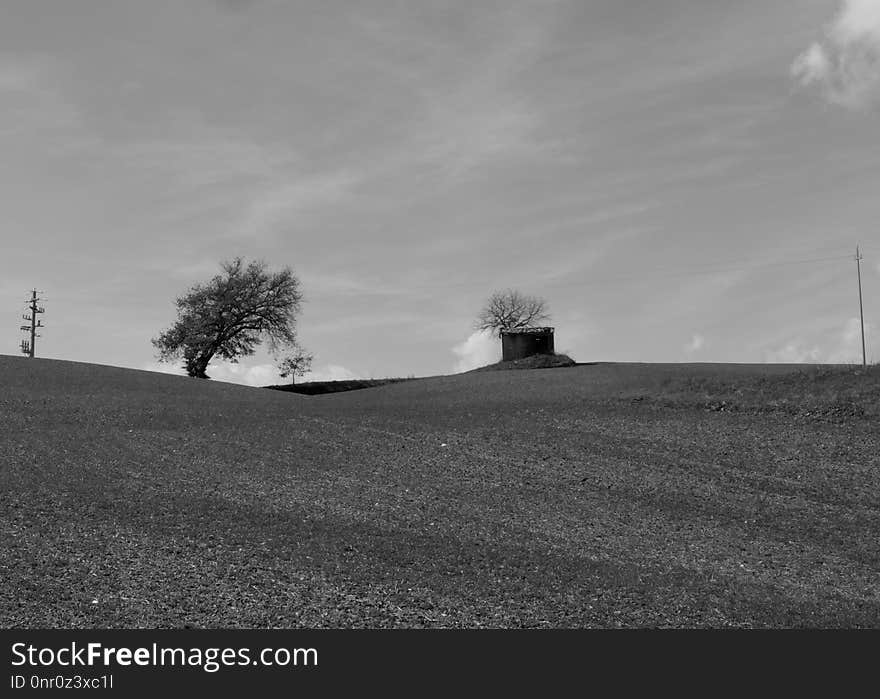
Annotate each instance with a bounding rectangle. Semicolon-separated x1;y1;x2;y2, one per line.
20;289;45;358
856;246;866;367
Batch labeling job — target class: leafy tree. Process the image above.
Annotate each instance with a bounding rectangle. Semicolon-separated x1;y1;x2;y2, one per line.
277;344;314;385
476;289;550;337
153;257;303;378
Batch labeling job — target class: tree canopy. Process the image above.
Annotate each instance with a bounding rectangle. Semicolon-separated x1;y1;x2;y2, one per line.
476;289;551;337
152;257;303;378
277;343;314;385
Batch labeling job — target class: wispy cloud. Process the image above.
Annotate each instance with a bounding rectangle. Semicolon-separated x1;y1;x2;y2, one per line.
213;0;264;12
238;170;361;238
415;101;539;178
792;0;880;109
0;56;80;136
114;137;287;192
368;2;559;181
0;61;39;92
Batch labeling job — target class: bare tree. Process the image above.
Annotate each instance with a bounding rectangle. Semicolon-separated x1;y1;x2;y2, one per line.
152;257;303;378
476;289;551;337
277;344;314;385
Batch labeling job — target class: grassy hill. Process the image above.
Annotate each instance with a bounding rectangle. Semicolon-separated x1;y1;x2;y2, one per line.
470;353;577;371
1;355;878;628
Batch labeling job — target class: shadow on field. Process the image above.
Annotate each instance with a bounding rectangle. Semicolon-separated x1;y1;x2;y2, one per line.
266;378;414;396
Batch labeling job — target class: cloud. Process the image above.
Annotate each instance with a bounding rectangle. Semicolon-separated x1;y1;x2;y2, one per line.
764;319;870;364
792;42;833;87
143;360;281;386
140;359;361;385
140;361;187;376
792;0;880;108
452;330;499;372
414;99;540;178
239;170;360;238
213;0;263;11
302;364;360;382
361;3;555;181
115;137;285;192
205;361;280;386
0;63;38;93
827;317;870;363
764;342;823;364
0;57;81;136
684;333;705;356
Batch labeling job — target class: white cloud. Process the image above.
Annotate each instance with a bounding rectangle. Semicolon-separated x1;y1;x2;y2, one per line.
144;359;282;386
792;42;832;86
834;0;880;41
827;317;870;363
140;361;187;376
302;364;360;382
684;333;705;356
140;359;362;385
451;330;499;372
205;361;280;386
764;318;870;364
792;0;880;108
764;342;823;364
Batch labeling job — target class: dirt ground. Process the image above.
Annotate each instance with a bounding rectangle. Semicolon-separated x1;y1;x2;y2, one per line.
1;356;877;627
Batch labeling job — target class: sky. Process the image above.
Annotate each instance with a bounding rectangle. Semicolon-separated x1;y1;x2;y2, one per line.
2;0;880;385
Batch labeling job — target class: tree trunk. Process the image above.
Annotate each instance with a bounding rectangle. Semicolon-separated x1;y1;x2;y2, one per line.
185;351;213;379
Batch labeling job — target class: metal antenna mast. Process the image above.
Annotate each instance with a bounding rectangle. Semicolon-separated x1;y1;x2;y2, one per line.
20;289;45;358
856;246;866;367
